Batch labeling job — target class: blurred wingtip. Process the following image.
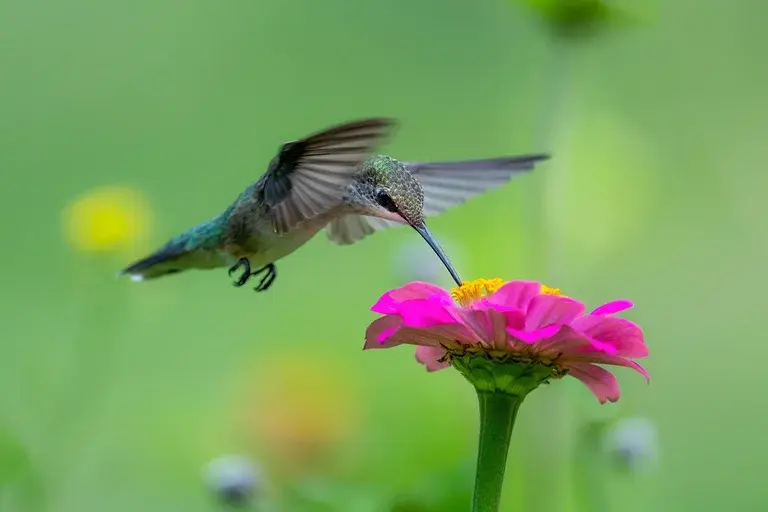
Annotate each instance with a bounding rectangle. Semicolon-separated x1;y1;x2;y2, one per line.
530;153;552;163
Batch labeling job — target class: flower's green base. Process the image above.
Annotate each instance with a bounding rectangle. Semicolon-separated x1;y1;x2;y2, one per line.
450;354;560;512
450;352;563;396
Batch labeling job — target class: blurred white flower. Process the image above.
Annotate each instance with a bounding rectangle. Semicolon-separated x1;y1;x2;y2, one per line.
392;234;464;287
602;417;659;473
203;454;261;506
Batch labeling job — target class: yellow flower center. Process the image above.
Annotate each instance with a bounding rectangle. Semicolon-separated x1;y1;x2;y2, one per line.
450;279;563;306
540;284;562;296
450;278;505;306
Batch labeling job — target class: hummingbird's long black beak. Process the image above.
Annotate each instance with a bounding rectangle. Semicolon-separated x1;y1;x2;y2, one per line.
411;222;463;287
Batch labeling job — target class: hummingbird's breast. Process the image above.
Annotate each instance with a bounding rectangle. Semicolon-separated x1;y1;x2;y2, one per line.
227;209;339;268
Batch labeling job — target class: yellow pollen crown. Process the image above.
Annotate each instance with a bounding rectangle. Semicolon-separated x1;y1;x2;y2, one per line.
451;278;506;307
540;284;562;296
451;279;563;306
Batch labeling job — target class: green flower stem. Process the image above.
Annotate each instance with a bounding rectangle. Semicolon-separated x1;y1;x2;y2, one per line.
472;390;525;512
451;355;555;512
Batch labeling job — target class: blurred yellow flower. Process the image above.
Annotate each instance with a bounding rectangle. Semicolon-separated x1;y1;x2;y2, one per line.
63;186;152;253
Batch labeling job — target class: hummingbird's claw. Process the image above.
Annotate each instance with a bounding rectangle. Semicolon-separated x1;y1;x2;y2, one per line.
252;263;277;292
228;259;275;291
229;258;252;287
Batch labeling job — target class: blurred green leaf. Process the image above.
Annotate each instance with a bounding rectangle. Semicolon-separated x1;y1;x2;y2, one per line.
0;428;45;512
512;0;636;40
0;429;28;484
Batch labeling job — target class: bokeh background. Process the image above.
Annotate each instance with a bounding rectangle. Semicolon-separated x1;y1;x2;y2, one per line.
2;0;766;510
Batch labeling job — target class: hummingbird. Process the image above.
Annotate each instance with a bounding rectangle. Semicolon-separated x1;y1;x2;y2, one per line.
119;118;549;291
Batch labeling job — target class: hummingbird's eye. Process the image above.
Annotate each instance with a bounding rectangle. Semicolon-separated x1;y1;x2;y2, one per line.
376;189;399;213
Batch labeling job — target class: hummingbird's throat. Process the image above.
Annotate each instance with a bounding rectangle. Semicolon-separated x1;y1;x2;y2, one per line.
450;279;563;307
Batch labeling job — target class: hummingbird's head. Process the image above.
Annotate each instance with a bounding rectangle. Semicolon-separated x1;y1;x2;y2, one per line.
349;155;463;286
352;155;425;226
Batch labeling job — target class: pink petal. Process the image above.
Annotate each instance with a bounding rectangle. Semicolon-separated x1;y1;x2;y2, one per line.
484;281;541;311
563;351;650;382
534;325;619;357
525;295;585;330
371;323;475;350
507;324;562;343
536;324;619;355
371;282;452;314
565;362;621;404
501;310;526;330
448;309;493;345
586;339;620;355
597;356;650;382
398;299;457;328
364;316;405;349
487;310;510;350
591;300;634;316
416;323;484;347
535;325;597;359
571;316;647;358
415;346;450;372
534;326;649;382
472;298;517;313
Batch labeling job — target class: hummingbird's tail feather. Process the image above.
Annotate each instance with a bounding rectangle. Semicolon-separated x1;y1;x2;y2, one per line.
404;154;550;217
118;217;230;281
118;244;190;281
119;243;227;281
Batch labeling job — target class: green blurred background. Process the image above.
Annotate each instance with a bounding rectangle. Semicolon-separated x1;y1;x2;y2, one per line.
2;0;766;510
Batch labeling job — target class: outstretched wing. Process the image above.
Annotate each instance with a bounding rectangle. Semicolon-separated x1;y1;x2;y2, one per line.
326;215;401;245
262;118;397;234
326;154;549;245
405;154;549;216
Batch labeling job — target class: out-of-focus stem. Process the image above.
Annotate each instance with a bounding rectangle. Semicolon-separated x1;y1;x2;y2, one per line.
573;422;610;512
527;40;576;279
519;39;579;512
44;257;126;511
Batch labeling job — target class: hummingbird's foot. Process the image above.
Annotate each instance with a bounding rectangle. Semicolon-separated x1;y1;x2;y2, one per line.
229;258;252;287
252;263;277;292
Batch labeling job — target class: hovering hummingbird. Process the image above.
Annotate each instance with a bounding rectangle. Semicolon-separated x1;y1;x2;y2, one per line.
119;118;549;291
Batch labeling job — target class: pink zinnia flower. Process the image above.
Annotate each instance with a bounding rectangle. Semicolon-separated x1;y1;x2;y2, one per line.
364;278;648;403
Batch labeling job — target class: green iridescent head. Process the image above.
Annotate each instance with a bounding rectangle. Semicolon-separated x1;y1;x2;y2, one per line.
353;155;425;226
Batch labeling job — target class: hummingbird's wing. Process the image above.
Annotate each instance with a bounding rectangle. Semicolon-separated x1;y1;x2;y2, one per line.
262;118;397;234
404;154;549;216
326;154;549;244
326;215;400;245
